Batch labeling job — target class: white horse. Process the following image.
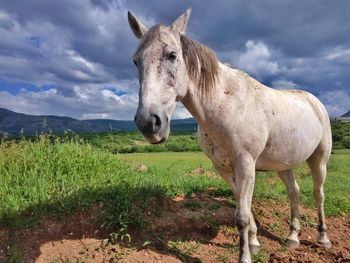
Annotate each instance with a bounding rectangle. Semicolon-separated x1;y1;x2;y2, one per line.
128;8;332;263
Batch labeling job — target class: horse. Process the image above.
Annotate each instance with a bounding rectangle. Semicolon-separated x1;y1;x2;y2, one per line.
127;8;332;263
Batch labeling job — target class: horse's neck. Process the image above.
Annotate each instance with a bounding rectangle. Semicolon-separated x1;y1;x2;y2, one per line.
181;62;240;128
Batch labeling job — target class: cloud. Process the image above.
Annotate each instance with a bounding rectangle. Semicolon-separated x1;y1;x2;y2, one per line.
0;84;192;120
0;85;139;120
235;40;280;79
320;90;350;117
324;47;350;60
271;79;297;90
172;104;192;119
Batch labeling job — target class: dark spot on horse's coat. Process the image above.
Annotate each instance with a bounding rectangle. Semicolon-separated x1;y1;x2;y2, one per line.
272;111;275;116
265;140;271;149
224;91;232;95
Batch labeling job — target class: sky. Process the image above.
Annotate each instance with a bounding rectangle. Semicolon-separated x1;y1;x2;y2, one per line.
0;0;349;120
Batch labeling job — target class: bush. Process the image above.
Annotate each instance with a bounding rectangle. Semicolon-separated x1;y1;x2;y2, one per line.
332;121;350;149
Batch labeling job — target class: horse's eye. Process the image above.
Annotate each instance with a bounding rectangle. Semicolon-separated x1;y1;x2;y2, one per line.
133;59;138;67
166;51;177;62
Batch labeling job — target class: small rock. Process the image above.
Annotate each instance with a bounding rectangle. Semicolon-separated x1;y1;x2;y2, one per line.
192;167;205;174
135;163;148;172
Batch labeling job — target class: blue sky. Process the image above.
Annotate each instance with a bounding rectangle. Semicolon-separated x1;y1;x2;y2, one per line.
0;0;349;119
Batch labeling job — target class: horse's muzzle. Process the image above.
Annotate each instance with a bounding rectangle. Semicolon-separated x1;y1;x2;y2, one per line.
134;112;168;144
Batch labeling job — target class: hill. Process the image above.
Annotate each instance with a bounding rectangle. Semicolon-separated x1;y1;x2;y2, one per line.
0;108;197;136
341;110;350;117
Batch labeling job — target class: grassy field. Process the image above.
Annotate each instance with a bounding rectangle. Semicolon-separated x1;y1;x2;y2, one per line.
0;137;225;230
1;135;349;232
83;131;200;153
121;150;350;216
0;136;349;262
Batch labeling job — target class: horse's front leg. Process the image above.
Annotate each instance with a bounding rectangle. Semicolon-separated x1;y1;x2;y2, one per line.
217;167;260;254
234;154;256;263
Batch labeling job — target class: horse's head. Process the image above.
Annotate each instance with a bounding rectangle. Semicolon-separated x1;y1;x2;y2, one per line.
128;8;192;144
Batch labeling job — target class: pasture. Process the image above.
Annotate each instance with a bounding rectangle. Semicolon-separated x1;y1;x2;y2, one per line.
0;135;349;262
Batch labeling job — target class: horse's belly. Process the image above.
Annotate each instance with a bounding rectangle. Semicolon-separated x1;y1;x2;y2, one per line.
256;127;322;171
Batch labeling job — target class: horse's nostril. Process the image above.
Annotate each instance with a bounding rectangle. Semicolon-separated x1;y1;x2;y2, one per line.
134;115;137;122
152;114;162;133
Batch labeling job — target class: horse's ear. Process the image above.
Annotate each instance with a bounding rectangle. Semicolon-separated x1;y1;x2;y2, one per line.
170;7;192;35
128;11;148;39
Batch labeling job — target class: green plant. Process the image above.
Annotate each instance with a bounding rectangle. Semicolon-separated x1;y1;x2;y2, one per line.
168;240;200;256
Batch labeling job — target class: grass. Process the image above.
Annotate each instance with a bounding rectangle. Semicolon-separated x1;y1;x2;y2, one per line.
0;136;226;229
0;135;349;233
121;151;212;170
168;240;200;256
0;135;155;228
121;150;350;216
82;131;200;153
253;149;350;215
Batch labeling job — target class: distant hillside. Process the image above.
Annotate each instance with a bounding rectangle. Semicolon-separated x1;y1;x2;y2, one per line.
0;108;197;136
81;119;136;131
341;110;350;117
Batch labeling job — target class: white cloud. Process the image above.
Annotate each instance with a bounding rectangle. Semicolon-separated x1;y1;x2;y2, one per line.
235;40;280;78
173;104;192;119
319;90;350;117
324;47;350;60
81;113;109;119
0;85;194;120
0;85;139;120
271;79;297;90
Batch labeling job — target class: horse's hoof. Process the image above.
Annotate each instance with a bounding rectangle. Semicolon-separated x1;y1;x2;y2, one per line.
318;240;332;249
249;244;260;255
238;258;252;263
318;234;332;249
286;239;300;249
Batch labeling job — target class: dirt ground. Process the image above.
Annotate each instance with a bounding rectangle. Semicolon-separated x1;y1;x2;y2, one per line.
1;193;349;263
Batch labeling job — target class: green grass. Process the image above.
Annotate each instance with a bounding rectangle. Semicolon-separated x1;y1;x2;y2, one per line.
254;149;350;215
121;152;211;170
0;135;154;228
82;131;200;153
0;136;349;232
122;150;350;216
120;152;228;197
0;137;225;229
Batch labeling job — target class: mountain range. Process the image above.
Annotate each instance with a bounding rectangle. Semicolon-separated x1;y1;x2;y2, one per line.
1;107;348;137
0;108;197;136
341;110;350;117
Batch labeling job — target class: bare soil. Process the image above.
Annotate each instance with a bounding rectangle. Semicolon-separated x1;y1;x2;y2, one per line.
1;194;349;263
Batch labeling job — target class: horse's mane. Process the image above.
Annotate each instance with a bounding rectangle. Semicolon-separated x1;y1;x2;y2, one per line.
135;24;219;95
180;35;218;95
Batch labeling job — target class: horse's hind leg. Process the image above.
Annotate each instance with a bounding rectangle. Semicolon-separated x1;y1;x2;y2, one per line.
307;150;332;248
278;169;301;248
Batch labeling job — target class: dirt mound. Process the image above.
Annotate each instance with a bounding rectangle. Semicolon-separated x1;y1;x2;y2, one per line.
1;195;349;262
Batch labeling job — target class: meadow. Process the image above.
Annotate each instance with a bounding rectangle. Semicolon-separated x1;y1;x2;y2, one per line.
0;132;349;262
